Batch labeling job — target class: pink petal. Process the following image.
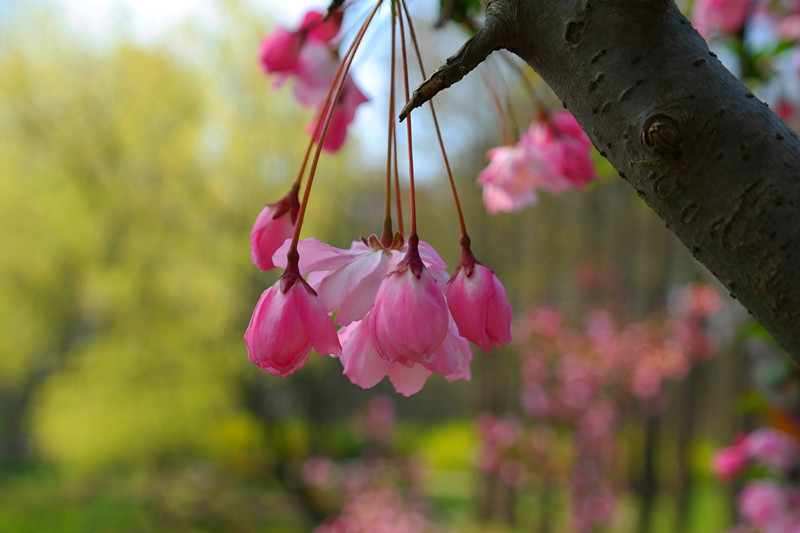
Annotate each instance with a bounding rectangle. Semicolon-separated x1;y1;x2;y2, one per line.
387;362;432;397
259;28;303;73
292;281;342;357
446;264;513;352
273;238;356;273
318;250;391;325
299;10;342;43
425;316;473;382
370;268;449;365
339;320;391;389
244;285;312;376
250;204;295;271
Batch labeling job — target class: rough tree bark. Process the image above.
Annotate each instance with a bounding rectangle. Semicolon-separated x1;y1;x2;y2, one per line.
401;0;800;358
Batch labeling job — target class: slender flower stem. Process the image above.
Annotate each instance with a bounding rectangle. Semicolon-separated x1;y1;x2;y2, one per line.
400;0;468;238
393;118;404;235
481;67;514;146
288;0;383;256
381;0;398;246
396;0;417;236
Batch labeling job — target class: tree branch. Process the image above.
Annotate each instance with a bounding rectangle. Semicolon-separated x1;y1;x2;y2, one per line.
404;0;800;358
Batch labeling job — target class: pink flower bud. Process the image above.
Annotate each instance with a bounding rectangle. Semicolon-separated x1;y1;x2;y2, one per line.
244;274;341;377
370;266;449;365
250;188;299;271
446;260;513;353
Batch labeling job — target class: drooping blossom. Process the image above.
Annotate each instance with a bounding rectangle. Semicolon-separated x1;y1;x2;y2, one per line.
250;185;300;271
369;242;450;366
244;269;341;377
738;481;789;529
743;428;799;472
338;313;471;396
259;9;368;152
307;75;370;152
477;111;597;214
259;10;342;74
692;0;750;38
477;141;548;214
445;244;513;352
273;235;448;326
273;233;473;395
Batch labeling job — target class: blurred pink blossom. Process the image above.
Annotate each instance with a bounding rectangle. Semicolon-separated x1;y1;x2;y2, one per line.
744;428;799;472
692;0;750;38
477;111;596;214
738;481;789;529
713;444;748;481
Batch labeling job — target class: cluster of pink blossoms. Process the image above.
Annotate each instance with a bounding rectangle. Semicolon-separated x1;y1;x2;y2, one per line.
249;2;516;396
259;10;368;152
472;283;721;531
713;428;800;532
245;227;512;395
477;111;597;214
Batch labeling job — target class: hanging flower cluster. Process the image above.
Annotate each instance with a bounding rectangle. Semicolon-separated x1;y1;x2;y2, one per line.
259;9;368;152
713;428;800;532
477;110;597;214
246;0;514;396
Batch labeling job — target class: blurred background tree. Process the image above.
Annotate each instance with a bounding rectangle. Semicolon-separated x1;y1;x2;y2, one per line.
0;0;792;532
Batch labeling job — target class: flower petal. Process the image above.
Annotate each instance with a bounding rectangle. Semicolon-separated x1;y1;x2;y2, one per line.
339;320;391;389
387;362;432;397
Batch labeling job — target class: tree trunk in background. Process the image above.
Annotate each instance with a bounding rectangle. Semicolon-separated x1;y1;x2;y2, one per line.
404;0;800;357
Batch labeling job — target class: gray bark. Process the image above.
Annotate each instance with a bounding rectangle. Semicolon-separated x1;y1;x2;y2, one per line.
402;0;800;359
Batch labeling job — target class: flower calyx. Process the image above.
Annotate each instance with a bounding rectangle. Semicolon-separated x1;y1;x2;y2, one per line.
395;232;427;279
272;183;301;224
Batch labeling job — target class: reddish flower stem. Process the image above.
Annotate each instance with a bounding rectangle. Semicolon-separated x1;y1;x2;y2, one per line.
393;117;404;235
288;0;382;257
399;0;468;239
396;0;417;237
381;0;398;247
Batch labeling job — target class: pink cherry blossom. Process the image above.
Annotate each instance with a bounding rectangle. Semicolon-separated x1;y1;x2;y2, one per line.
713;444;748;480
477;111;596;214
273;236;448;326
477;142;546;213
250;186;299;271
307;75;369;153
446;253;513;353
259;28;304;73
244;272;341;377
680;283;724;318
692;0;750;38
297;10;342;44
743;428;799;472
370;263;449;366
738;481;789;529
258;10;342;74
535;111;597;188
338;314;471;396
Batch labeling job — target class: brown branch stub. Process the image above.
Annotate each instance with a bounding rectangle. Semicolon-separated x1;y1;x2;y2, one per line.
399;16;506;121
